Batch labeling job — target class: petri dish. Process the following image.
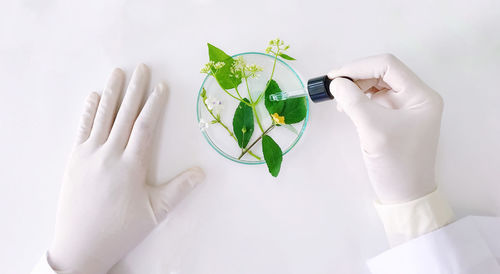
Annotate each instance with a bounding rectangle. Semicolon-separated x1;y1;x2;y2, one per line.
196;52;309;165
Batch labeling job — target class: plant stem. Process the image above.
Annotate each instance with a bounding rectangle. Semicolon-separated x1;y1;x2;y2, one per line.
238;124;276;160
269;52;279;82
202;97;261;161
252;104;265;133
244;74;253;102
255;51;279;104
234;86;243;100
223;86;251;106
248;150;260;159
239;47;283;158
205;105;234;141
213;76;251;106
243;69;265;133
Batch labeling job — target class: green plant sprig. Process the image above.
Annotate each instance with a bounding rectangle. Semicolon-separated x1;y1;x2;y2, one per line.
200;61;250;106
238;123;275;160
201;88;261;160
255;38;293;105
200;39;305;177
239;60;266;133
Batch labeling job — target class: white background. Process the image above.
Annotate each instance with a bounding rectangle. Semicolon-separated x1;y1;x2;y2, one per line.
1;0;499;273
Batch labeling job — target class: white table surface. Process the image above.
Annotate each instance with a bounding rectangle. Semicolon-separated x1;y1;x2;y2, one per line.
1;0;499;273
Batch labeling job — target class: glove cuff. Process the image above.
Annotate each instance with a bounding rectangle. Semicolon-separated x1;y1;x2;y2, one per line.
374;188;455;246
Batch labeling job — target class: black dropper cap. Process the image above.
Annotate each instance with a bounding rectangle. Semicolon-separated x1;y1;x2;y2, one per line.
307;75;333;103
307;75;354;103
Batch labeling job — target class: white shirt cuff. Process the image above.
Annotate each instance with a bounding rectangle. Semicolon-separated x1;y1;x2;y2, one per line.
367;216;500;274
374;188;455;246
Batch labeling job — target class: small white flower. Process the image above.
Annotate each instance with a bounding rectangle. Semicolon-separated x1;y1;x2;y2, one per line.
201;61;226;74
245;64;263;78
199;119;209;131
204;95;223;114
269;38;283;46
213;61;225;69
233;56;246;69
230;66;237;75
200;61;214;74
266;38;290;55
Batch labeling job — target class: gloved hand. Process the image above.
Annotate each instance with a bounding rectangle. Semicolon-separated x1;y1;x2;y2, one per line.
328;54;443;204
48;64;205;274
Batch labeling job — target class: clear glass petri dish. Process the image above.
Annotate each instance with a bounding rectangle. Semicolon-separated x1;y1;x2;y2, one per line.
196;52;309;165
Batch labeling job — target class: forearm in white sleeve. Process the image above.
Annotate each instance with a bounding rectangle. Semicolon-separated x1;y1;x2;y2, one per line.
374;188;455;246
367;216;500;274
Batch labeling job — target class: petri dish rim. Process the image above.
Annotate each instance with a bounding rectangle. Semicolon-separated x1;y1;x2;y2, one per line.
196;51;309;165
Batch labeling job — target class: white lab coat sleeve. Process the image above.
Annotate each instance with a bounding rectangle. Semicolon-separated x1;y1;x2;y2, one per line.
367;216;500;274
374;188;455;246
31;253;57;274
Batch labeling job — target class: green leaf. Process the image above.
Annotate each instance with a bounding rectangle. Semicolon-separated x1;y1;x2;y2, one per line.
281;97;307;124
232;98;254;148
264;79;285;115
262;135;283;177
207;43;242;90
264;79;307;124
278;53;296;60
201;87;207;99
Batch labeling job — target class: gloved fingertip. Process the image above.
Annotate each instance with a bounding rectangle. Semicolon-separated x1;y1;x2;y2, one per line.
90;91;100;98
88;91;101;102
329;77;371;113
136;63;151;76
330;77;360;94
111;67;125;78
154;82;168;96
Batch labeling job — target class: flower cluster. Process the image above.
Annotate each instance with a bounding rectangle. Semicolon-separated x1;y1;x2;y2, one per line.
271;113;285;125
230;56;263;79
245;64;263;78
265;38;290;55
204;95;223;115
230;56;246;75
200;61;225;74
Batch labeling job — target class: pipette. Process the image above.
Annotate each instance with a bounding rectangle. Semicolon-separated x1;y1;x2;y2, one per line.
269;75;354;103
269;89;307;101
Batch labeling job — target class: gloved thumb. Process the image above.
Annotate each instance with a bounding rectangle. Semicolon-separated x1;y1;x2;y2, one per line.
330;77;380;128
149;167;205;223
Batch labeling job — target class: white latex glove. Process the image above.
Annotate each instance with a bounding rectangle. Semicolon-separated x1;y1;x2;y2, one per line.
48;64;205;274
328;54;443;204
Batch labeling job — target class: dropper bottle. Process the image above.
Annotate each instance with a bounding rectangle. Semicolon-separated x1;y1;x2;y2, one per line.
269;75;354;103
